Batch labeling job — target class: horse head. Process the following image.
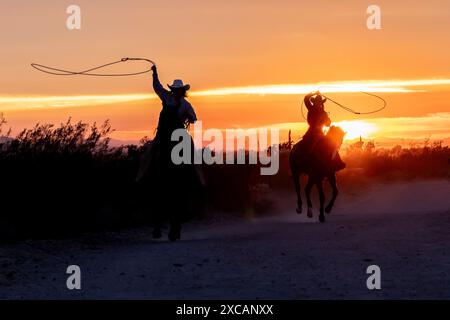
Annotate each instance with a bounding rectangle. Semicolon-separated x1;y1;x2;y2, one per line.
326;126;346;148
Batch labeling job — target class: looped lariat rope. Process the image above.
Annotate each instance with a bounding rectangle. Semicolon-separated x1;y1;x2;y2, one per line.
31;57;155;77
301;91;387;121
31;60;387;118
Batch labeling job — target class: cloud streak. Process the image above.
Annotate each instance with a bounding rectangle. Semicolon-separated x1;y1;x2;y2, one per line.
1;78;450;111
192;79;450;96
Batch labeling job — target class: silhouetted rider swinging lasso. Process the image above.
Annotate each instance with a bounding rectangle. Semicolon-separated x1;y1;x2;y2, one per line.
289;91;347;222
31;56;204;241
136;64;200;241
290;89;386;222
298;91;345;170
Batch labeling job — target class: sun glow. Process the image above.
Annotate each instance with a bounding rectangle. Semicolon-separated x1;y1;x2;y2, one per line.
332;120;379;140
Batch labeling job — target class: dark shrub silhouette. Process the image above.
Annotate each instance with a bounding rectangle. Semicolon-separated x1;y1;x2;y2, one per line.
0;117;266;241
0;116;448;241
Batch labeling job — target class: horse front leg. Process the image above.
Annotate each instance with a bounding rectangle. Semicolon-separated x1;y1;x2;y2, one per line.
292;171;302;214
325;174;338;214
168;219;181;242
316;180;326;223
305;176;314;218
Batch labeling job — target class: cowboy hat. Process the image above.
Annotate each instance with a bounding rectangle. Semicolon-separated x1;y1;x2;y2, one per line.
168;79;190;91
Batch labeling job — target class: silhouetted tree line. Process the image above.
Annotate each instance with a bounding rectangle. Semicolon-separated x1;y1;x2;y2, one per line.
343;138;450;179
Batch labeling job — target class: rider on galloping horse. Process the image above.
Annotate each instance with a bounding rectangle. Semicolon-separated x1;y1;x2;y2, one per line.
297;91;346;171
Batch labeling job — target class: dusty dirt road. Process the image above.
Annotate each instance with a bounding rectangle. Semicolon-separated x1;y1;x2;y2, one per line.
1;180;450;299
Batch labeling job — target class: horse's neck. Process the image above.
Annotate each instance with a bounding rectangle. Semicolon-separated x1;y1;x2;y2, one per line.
321;137;338;158
331;148;338;160
330;141;342;159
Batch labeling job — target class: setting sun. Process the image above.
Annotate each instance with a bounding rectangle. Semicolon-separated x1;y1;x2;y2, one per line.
332;120;379;141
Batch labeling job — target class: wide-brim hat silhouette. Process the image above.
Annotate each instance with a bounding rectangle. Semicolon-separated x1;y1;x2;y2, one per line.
168;79;190;91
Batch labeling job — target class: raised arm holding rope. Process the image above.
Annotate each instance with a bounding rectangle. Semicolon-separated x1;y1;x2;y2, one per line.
151;64;197;130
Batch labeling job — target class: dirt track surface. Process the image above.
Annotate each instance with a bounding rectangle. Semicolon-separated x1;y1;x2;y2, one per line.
1;180;450;299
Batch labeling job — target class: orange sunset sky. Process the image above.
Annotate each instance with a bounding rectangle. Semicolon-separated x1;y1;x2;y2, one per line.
1;0;450;146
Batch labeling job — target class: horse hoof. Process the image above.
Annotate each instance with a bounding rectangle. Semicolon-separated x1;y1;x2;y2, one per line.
296;207;302;214
307;207;313;218
319;214;325;223
325;206;332;214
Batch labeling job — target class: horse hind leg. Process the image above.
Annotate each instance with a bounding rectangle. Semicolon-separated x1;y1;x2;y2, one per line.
325;174;338;214
316;180;326;223
168;221;181;242
305;177;314;218
292;171;303;214
289;153;303;214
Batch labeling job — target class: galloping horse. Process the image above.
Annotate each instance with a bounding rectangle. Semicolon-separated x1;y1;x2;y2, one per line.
289;126;346;223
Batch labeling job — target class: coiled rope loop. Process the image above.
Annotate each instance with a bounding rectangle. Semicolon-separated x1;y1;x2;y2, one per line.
301;91;387;120
31;57;155;77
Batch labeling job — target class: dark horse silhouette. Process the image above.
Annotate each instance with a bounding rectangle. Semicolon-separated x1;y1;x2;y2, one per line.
289;126;346;223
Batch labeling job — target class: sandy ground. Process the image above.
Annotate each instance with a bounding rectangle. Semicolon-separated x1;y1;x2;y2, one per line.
1;179;450;299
